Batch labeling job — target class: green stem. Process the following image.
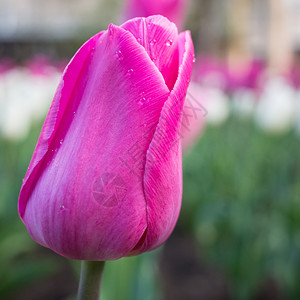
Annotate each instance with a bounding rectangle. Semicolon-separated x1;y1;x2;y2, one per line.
77;261;106;300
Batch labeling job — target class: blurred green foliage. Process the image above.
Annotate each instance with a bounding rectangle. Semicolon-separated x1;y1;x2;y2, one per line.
101;250;161;300
182;116;300;299
1;115;300;299
0;125;59;299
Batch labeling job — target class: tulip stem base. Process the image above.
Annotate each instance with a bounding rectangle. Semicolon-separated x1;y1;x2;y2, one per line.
77;260;105;300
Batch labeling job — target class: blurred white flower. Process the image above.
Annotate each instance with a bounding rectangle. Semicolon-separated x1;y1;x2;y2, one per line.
232;88;256;119
0;77;8;135
204;87;230;126
254;77;296;134
26;70;60;122
1;95;32;141
294;91;300;136
0;65;61;141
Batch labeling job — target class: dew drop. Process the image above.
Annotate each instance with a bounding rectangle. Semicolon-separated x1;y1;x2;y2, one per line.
114;50;124;61
127;69;134;76
166;40;173;47
60;139;64;145
139;95;149;105
193;56;196;63
60;205;65;211
150;39;156;46
73;111;76;117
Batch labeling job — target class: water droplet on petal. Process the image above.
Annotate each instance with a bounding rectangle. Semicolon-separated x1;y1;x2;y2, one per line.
127;69;134;76
73;111;76;117
60;139;64;145
139;96;148;105
166;40;173;46
114;50;124;61
193;56;196;63
60;205;65;211
150;39;156;46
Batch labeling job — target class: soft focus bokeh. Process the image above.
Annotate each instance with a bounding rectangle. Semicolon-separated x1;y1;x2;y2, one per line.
1;0;300;299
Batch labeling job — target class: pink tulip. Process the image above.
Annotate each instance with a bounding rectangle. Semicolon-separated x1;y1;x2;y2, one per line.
18;16;194;261
123;0;190;30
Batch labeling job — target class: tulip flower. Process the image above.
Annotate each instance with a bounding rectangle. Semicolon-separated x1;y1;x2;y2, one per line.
18;15;194;264
123;0;190;30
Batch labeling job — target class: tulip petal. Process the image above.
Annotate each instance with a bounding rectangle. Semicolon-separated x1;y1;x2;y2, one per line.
18;32;103;219
19;21;172;260
122;15;179;90
140;30;194;253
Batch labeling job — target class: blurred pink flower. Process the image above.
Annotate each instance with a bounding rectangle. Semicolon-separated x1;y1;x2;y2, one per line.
226;59;265;92
18;16;194;260
289;64;300;89
194;55;228;89
123;0;190;30
0;58;15;75
24;55;61;77
194;55;265;93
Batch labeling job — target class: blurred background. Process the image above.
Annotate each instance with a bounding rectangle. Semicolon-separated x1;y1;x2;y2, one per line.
1;0;300;299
